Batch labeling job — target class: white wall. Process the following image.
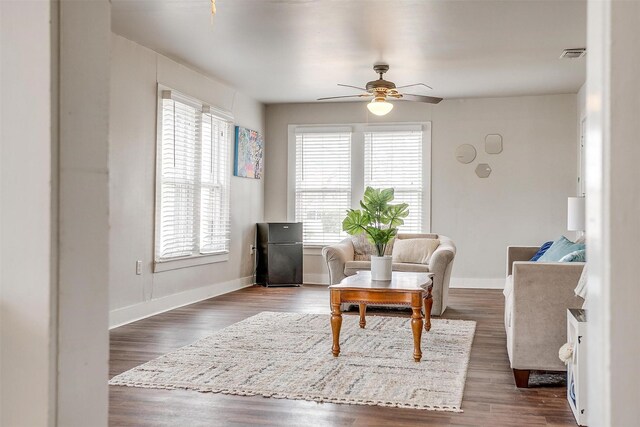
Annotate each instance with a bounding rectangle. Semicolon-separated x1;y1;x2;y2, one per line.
0;1;56;425
577;83;587;121
586;1;640;425
577;82;587;196
109;34;265;326
2;1;112;425
265;95;577;286
58;1;111;425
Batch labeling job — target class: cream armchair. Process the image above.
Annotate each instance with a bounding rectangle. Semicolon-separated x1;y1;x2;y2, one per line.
322;234;456;316
504;246;584;388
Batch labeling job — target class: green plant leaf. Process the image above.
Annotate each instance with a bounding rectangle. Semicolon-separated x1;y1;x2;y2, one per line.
383;203;410;227
362;187;394;211
341;187;410;256
342;209;369;235
379;188;395;204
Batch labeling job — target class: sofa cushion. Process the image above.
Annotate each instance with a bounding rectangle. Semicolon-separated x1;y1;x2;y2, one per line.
537;236;585;262
391;238;440;264
344;261;430;276
529;241;554;261
559;249;586;262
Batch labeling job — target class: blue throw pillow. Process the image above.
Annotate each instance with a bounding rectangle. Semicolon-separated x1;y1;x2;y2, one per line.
559;249;586;262
537;236;586;262
530;241;554;261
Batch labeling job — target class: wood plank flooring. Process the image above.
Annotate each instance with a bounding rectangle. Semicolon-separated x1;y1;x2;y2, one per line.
109;286;576;426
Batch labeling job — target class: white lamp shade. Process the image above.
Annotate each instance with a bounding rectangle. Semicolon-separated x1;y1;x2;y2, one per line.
367;98;393;116
567;197;586;231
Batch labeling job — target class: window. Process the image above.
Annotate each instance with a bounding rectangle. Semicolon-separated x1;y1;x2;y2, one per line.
290;123;430;247
365;128;423;233
295;129;351;246
155;89;232;267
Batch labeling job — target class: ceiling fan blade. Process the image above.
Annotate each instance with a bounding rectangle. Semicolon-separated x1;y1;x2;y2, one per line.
399;93;443;104
317;94;370;101
395;83;433;91
337;83;368;91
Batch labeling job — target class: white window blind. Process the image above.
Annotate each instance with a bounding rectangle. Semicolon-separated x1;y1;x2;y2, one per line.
200;110;231;254
364;130;423;233
156;90;231;262
295;131;351;246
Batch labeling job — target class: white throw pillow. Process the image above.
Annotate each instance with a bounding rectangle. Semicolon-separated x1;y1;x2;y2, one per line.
575;264;588;305
392;238;440;264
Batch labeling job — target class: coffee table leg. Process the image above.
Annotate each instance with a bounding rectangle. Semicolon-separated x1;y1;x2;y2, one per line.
331;302;342;357
411;301;423;362
424;293;433;332
359;303;366;328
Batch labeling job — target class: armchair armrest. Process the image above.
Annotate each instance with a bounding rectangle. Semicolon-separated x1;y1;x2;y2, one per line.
322;239;355;284
428;243;456;316
506;246;539;276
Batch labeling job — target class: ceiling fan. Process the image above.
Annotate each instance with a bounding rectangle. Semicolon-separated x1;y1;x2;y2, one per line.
317;63;443;116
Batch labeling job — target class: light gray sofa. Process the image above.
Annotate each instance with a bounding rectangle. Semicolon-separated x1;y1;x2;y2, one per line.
322;233;456;316
504;246;585;388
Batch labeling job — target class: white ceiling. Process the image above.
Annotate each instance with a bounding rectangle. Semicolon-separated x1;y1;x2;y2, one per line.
111;0;586;104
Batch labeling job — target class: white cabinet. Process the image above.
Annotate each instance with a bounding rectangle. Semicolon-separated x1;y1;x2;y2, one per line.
567;308;587;426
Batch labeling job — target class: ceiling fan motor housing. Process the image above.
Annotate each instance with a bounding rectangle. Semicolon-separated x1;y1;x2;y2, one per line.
367;63;396;94
366;79;396;92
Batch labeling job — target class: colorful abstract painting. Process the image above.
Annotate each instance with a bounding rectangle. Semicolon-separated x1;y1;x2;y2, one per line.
234;126;264;179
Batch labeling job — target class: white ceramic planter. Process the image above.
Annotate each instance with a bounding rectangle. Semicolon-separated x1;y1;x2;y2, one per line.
371;255;392;281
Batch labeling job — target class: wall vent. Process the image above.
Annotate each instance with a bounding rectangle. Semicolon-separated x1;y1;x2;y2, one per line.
560;48;586;59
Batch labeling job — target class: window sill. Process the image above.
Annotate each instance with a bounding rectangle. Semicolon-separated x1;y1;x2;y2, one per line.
303;246;325;256
154;252;229;273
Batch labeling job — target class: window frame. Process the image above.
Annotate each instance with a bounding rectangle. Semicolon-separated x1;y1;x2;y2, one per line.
153;85;233;272
287;122;432;252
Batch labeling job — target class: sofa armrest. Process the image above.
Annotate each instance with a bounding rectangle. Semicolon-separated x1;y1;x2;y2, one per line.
322;239;355;284
509;261;585;370
506;246;539;276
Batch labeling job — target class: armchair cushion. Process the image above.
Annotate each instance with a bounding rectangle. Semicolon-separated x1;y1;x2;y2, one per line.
344;261;430;276
351;233;394;260
352;233;373;260
391;238;440;264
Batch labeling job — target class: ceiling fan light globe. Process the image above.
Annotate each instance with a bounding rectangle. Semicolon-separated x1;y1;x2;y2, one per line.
367;99;393;116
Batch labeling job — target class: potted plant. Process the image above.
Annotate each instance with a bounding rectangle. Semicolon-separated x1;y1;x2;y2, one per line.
342;187;409;281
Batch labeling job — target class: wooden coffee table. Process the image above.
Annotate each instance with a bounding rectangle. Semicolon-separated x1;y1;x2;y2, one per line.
329;271;434;362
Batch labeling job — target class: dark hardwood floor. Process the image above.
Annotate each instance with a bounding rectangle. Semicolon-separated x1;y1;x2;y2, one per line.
109;286;576;426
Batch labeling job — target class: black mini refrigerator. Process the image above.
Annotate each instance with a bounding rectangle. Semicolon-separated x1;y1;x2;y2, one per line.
256;223;303;287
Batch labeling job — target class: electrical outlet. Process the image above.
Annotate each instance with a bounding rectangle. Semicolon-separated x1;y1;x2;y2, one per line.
136;260;142;275
249;244;255;255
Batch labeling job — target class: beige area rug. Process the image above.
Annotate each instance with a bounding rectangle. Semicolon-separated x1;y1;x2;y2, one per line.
109;312;476;412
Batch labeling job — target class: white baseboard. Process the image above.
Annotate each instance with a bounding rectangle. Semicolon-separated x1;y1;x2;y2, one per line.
303;273;329;285
109;276;254;329
449;277;504;289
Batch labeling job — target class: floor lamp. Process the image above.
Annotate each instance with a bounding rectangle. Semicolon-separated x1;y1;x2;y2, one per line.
567;197;586;241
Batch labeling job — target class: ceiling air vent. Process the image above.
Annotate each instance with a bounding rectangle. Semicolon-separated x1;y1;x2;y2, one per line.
560;48;586;59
